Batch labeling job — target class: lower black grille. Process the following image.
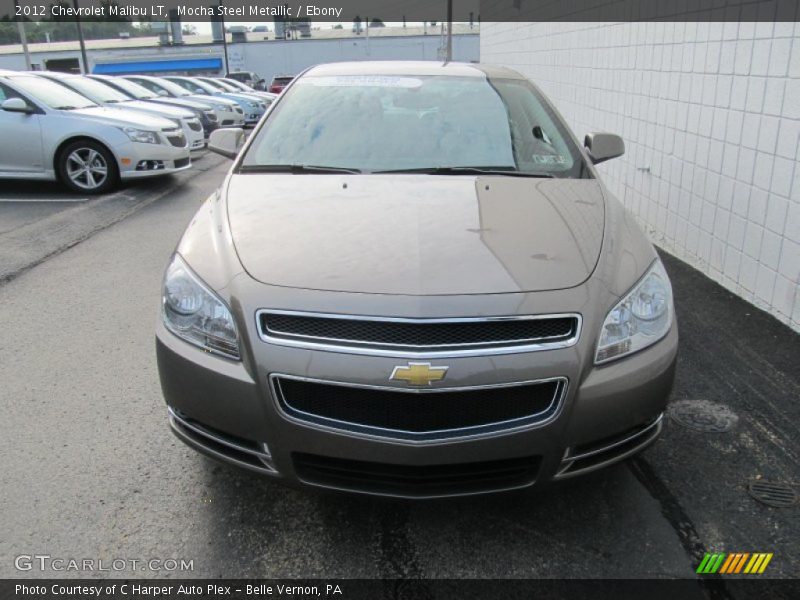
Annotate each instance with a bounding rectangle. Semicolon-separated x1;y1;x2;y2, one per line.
167;134;186;147
293;452;541;497
260;312;579;351
173;157;190;168
273;377;564;440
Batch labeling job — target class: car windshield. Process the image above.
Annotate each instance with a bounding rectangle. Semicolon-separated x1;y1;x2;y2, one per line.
98;76;154;100
224;78;252;91
55;76;131;104
202;78;235;92
243;74;586;178
7;75;96;110
172;78;216;94
135;77;190;97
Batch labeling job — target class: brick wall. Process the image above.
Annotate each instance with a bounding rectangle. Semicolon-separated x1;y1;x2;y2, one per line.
481;22;800;331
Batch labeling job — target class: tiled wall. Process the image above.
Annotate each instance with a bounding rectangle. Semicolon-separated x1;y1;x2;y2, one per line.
481;22;800;331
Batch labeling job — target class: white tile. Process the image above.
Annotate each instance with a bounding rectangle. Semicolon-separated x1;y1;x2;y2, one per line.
745;77;766;113
771;157;795;198
750;39;771;75
747;188;768;224
784;79;800;119
772;275;797;318
775;118;800;160
753;152;775;191
755;264;777;304
756;115;779;153
762;79;785;116
743;222;764;258
760;229;783;270
778;238;800;281
765;194;789;234
738;254;758;293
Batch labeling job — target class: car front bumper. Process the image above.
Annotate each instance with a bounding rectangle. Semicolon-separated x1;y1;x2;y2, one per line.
156;316;677;499
115;140;191;179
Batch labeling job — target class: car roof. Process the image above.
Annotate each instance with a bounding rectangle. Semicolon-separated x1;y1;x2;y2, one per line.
303;61;524;80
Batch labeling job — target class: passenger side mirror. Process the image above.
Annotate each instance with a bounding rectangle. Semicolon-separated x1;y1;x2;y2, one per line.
1;97;33;114
157;90;169;97
208;127;245;159
584;132;624;164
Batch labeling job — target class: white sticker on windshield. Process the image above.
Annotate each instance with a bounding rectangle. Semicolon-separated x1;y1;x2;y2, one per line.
304;76;424;88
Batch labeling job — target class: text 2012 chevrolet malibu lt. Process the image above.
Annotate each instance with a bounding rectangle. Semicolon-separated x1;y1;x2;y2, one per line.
157;62;678;498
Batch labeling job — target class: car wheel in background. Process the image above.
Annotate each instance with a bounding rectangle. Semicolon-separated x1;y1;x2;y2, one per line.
57;139;119;194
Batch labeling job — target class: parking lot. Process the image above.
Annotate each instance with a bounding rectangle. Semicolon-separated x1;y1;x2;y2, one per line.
0;150;798;581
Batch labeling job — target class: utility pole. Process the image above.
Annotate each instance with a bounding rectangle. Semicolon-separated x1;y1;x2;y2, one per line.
13;0;32;70
72;0;89;73
365;15;369;55
219;0;230;73
445;0;453;62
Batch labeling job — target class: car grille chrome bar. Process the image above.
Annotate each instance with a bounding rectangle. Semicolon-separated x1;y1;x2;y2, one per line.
257;310;581;357
270;374;567;442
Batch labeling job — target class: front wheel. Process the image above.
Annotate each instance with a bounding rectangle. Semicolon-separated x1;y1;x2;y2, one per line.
57;140;119;194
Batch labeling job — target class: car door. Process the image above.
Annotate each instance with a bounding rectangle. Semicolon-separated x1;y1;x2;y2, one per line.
0;82;44;174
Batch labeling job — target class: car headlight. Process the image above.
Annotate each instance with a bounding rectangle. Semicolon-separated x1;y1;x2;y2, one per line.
123;127;159;144
595;259;673;364
162;255;240;360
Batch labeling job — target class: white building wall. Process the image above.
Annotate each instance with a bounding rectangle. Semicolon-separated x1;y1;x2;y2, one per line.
481;22;800;331
0;35;480;81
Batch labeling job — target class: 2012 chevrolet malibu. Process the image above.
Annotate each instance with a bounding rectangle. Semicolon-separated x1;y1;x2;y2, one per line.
157;62;678;498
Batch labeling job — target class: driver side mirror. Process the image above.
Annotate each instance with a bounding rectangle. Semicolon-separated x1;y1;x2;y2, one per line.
156;90;169;97
208;127;245;159
1;97;34;114
584;132;624;164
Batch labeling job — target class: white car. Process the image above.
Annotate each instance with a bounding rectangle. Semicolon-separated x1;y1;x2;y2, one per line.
35;72;205;152
0;71;191;194
123;75;245;128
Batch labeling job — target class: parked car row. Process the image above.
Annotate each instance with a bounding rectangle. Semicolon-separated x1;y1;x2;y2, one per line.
0;70;278;194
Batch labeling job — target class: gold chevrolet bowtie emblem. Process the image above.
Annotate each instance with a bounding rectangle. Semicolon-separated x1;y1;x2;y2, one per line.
390;362;449;386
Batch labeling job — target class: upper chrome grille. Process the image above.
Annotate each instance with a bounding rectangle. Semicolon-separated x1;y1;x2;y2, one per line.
257;310;581;357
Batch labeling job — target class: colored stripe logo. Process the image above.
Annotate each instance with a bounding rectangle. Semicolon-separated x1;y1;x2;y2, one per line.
697;552;773;574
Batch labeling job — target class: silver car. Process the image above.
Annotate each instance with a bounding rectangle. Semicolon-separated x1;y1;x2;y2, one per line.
35;72;205;152
123;75;245;128
0;71;191;194
157;62;678;498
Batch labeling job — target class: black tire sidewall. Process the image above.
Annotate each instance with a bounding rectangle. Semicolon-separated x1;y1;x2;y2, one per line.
57;140;119;194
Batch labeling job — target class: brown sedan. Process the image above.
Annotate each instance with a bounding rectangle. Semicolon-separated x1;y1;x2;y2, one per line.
156;61;677;498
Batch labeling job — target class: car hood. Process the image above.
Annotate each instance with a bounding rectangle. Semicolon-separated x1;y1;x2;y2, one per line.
68;106;176;130
227;175;605;295
120;100;193;119
187;94;236;108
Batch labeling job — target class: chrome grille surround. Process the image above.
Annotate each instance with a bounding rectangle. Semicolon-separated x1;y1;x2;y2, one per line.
256;310;582;358
270;374;568;443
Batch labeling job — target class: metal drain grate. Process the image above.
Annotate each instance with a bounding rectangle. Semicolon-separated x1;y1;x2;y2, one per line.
748;481;799;508
668;400;738;433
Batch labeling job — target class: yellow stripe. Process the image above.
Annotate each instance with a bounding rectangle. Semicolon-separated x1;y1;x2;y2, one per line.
757;553;773;574
734;553;750;573
744;554;760;574
720;554;736;574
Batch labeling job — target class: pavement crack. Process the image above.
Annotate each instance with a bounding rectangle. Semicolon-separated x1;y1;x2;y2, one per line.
628;456;733;600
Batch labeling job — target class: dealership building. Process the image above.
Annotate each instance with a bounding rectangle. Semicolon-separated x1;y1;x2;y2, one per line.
482;21;800;331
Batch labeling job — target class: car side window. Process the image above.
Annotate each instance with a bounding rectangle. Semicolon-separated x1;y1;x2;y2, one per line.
0;82;22;102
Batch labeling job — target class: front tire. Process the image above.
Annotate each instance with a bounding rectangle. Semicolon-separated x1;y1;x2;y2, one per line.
56;140;119;194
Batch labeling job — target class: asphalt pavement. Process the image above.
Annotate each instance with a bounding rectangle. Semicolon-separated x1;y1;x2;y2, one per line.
0;154;797;583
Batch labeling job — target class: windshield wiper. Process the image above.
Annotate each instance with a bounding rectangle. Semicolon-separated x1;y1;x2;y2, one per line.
239;164;362;174
373;166;554;178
